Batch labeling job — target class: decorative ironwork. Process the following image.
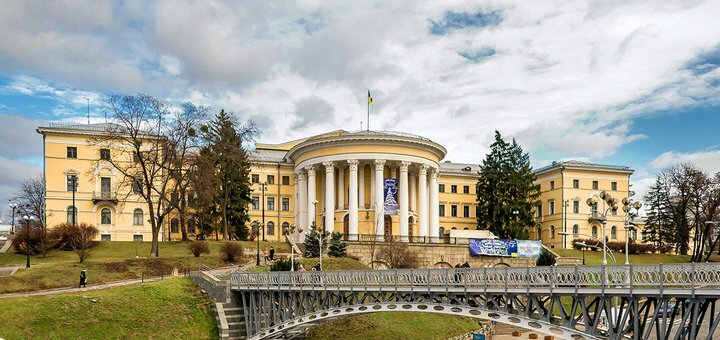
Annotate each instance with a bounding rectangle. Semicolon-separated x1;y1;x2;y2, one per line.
231;264;720;340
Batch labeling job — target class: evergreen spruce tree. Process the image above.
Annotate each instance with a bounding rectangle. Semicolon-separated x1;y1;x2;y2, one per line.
328;232;347;257
303;223;321;258
476;131;540;239
643;177;675;252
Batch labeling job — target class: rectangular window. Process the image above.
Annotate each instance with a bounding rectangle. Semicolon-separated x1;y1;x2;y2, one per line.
133;152;140;163
537;204;543;217
267;197;275;211
67;146;77;158
252;196;259;210
573;201;580;214
132;177;142;194
133;235;143;242
592;180;598;190
451;185;457;193
611;182;617;191
267;175;275;185
100;148;111;161
171;193;179;205
101;177;111;194
439;205;445;217
439;184;445;193
282;197;290;211
451;205;458;217
573;179;579;189
282;176;290;185
101;234;111;241
66;175;78;192
463;186;469;194
550;181;555;190
252;174;260;184
549;201;555;215
463;206;470;218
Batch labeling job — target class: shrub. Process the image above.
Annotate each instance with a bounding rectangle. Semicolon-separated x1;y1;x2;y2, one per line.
12;221;58;256
536;250;556;266
220;242;244;262
376;240;420;269
270;258;293;271
328;232;347;257
188;241;210;257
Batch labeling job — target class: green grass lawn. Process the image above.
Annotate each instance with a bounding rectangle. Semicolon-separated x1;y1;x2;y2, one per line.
0;278;217;339
553;249;691;265
307;312;481;340
0;240;287;293
248;257;370;272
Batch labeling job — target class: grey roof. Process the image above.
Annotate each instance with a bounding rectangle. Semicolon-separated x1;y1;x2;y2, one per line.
249;149;288;163
306;130;434;143
534;160;633;174
40;122;125;132
439;161;481;175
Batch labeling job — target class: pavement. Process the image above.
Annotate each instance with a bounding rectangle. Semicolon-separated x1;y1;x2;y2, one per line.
0;275;171;299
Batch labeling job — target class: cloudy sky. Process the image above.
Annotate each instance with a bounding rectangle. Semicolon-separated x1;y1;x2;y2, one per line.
2;0;720;218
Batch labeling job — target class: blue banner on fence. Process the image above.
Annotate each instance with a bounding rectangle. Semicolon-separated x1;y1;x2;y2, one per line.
383;178;398;215
469;239;542;258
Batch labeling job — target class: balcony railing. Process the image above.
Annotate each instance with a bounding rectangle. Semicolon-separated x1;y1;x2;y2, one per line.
93;191;118;203
340;233;470;245
589;211;605;222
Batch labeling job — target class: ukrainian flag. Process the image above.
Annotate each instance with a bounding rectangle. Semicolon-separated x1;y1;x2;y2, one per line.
368;90;373;105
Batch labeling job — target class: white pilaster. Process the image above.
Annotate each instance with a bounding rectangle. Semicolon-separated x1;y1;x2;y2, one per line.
293;174;300;236
370;166;375;208
374;159;386;236
306;166;316;229
418;165;429;237
323;161;335;233
399;161;410;239
429;167;440;236
337;166;345;210
347;160;359;238
359;164;365;209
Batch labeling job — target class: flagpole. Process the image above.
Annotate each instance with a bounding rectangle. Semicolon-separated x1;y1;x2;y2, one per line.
367;90;370;131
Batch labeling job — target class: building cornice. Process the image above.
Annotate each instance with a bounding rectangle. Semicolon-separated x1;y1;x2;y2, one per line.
286;133;447;162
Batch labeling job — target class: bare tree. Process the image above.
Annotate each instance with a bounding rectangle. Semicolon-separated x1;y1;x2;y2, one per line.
90;94;204;257
376;240;420;269
69;223;99;263
13;173;47;230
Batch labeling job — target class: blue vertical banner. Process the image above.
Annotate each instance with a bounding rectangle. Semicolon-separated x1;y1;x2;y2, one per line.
383;178;398;215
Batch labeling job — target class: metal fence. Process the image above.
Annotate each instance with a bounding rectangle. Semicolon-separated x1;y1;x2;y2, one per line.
231;263;720;290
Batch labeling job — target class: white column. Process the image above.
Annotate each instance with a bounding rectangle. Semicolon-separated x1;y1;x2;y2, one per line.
347;160;359;238
298;171;308;232
374;159;386;236
337;166;345;210
418;164;429;237
306;166;316;229
399;161;410;240
429;167;440;235
293;174;300;233
410;172;417;213
323;161;335;233
359;164;365;209
370;166;376;208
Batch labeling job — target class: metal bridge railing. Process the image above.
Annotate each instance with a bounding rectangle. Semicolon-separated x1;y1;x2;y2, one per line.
230;263;720;290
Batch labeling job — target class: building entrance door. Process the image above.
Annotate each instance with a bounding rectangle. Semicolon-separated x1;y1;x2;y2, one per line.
101;177;111;194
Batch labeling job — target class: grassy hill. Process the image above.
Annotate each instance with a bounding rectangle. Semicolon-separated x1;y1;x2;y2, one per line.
0;278;217;339
553;249;691;265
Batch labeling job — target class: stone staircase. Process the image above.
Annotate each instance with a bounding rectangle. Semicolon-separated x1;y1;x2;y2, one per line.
223;302;247;340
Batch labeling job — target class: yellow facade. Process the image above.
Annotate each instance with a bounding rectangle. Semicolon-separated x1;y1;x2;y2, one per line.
533;161;640;251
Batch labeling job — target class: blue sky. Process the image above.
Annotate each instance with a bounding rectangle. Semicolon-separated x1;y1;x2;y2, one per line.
2;1;720;217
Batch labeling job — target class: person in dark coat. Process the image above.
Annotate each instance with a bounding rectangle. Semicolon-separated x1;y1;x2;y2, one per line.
313;262;322;271
269;246;275;262
79;269;87;288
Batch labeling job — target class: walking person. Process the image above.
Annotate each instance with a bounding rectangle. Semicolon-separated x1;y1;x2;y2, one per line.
263;248;269;264
269;246;275;262
79;269;87;288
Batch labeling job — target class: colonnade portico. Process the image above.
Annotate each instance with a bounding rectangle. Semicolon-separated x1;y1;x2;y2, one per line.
293;158;441;241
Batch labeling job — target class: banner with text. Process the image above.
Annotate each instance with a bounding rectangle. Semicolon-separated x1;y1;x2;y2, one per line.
383;178;398;215
469;239;542;258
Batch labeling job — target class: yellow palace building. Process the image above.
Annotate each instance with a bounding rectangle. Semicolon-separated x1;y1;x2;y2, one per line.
37;124;640;246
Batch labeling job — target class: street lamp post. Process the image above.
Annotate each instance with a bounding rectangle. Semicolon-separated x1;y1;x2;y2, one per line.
253;221;265;266
622;198;643;265
22;215;34;268
586;191;619;266
560;231;616;263
9;203;17;234
575;241;617;264
71;176;77;226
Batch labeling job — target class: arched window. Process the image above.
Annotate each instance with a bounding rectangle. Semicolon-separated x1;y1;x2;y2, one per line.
101;208;111;224
537;226;543;240
188;219;196;234
282;222;289;235
267;221;275;235
133;209;143;225
572;224;579;237
631;229;638;241
550;225;556;239
67;206;77;224
592;225;598;238
170;218;179;233
611;225;617;239
439;227;445;237
463;227;469;230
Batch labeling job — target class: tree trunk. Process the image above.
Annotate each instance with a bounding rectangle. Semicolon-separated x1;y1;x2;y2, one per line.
180;215;188;241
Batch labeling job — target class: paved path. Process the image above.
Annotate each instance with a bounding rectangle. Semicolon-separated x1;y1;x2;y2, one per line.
0;276;170;299
0;239;11;253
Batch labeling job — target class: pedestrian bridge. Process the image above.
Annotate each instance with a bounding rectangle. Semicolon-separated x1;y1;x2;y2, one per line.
230;263;720;340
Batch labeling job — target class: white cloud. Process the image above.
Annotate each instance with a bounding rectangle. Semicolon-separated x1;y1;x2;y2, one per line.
649;150;720;174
